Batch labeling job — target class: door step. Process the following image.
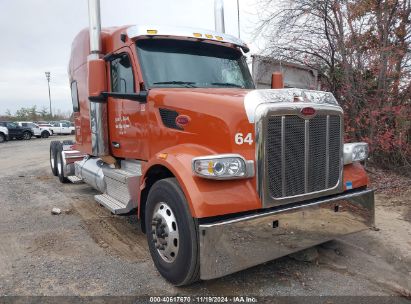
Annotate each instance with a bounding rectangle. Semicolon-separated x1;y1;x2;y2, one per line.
67;175;83;184
95;193;131;214
93;162;141;215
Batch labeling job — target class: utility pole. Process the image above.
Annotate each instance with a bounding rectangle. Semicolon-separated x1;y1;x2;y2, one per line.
45;71;52;117
237;0;240;39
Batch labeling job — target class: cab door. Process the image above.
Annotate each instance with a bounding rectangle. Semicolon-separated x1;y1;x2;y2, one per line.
107;47;148;160
6;122;21;138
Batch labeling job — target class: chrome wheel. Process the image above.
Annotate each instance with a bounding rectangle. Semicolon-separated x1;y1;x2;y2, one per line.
57;152;62;175
50;150;55;169
151;202;179;263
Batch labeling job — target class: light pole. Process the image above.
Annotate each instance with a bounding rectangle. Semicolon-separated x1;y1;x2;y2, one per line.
45;71;52;117
237;0;240;39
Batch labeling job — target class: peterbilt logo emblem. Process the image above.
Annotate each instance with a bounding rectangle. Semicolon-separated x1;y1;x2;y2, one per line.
175;115;191;127
300;107;316;116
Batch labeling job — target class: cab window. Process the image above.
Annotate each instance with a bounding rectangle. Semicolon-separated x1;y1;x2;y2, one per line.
110;54;135;93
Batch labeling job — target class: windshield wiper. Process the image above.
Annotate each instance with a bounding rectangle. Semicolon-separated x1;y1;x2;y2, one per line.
153;81;197;88
211;82;244;88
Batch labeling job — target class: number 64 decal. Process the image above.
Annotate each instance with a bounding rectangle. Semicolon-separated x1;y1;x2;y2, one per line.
235;133;253;145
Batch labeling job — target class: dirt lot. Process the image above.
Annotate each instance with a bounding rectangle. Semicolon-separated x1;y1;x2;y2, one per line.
0;136;410;298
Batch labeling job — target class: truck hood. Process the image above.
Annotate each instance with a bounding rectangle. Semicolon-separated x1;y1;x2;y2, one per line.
148;88;255;158
149;87;340;125
149;87;252;121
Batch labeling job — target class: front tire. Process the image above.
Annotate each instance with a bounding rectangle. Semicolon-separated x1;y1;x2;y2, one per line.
0;133;5;143
145;178;200;286
23;131;31;140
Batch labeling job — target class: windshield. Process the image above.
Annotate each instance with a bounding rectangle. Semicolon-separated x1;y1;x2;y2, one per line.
136;39;255;89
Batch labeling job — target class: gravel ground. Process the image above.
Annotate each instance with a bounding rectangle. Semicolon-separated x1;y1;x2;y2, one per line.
0;136;410;299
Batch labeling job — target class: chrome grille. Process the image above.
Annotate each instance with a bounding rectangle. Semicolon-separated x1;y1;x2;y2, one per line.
266;114;342;199
284;116;305;196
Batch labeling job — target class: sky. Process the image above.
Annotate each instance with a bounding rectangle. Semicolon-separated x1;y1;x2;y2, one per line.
0;0;263;115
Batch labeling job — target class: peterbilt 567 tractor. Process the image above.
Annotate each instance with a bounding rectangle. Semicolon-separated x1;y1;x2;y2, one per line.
49;0;375;286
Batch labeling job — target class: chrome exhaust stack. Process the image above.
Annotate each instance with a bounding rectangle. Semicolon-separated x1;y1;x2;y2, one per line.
214;0;225;33
88;0;102;55
87;0;109;156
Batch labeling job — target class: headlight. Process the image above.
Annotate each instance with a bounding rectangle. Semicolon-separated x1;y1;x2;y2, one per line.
344;143;369;165
192;154;254;180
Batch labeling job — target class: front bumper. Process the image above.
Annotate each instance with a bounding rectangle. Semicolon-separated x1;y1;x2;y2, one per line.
199;189;374;280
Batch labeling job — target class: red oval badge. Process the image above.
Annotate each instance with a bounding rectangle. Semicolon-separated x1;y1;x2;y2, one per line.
300;107;316;116
176;115;191;127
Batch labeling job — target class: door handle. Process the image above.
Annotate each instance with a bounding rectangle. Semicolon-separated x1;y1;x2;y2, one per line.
112;142;120;148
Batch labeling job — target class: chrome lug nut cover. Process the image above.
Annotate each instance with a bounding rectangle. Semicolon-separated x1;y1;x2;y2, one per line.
151;202;179;263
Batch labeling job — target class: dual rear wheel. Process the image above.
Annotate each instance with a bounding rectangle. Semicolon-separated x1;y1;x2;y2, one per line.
49;141;68;183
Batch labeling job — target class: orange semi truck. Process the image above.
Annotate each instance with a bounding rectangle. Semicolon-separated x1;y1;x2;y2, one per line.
49;0;375;285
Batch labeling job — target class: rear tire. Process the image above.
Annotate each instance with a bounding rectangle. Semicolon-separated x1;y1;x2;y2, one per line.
145;178;200;286
56;145;69;183
0;133;5;143
50;141;60;176
41;131;49;138
70;130;75;135
23;131;31;140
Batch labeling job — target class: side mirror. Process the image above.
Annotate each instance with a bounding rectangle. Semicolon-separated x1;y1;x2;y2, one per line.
88;59;107;101
271;72;284;89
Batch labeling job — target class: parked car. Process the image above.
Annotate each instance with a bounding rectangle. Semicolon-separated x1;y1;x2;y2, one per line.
0;121;33;140
0;125;9;143
49;122;75;135
16;121;52;138
38;123;54;134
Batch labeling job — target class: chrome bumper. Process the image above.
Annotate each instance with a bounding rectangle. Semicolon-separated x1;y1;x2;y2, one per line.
199;189;375;280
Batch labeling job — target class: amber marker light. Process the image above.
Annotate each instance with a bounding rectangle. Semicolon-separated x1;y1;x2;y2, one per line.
158;153;168;160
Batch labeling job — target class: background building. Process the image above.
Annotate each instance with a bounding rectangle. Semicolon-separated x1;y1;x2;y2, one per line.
252;55;320;90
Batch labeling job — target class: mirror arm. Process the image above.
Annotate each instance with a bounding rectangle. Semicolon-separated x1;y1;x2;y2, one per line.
88;91;148;103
